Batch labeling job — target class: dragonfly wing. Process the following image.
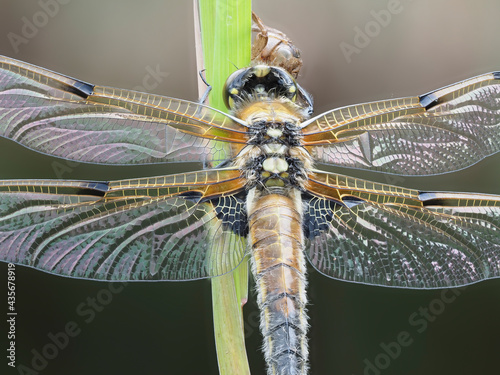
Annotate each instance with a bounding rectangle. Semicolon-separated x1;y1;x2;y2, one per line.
302;72;500;175
0;170;248;281
304;171;500;288
0;55;247;166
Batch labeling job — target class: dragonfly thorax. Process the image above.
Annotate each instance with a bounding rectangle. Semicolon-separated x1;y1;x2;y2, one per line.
233;99;312;191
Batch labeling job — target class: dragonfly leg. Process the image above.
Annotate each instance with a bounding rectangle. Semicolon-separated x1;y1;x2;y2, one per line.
198;69;212;104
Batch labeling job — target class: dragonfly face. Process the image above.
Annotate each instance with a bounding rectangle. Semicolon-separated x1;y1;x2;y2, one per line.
224;65;300;108
2;3;500;375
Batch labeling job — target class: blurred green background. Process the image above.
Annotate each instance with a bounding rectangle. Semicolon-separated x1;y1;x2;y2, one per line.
1;0;499;374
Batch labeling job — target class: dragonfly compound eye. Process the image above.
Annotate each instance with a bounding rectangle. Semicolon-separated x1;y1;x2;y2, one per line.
223;65;298;109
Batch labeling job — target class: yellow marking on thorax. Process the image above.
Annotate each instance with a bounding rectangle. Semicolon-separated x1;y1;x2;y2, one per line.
235;99;302;124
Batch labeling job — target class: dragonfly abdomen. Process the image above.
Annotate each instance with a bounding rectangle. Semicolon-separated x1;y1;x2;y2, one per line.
248;190;309;375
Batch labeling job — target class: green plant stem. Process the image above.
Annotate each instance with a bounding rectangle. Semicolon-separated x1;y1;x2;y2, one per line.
195;1;251;374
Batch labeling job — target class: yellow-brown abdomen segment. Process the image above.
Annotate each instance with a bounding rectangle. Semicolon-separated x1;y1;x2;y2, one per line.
249;192;309;375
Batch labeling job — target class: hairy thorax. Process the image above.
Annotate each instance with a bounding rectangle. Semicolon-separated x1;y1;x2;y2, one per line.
233;98;313;194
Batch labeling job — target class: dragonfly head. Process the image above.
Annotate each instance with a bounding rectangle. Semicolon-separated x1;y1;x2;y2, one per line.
223;65;298;110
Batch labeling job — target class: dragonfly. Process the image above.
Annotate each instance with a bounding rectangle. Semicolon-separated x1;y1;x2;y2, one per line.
1;30;500;375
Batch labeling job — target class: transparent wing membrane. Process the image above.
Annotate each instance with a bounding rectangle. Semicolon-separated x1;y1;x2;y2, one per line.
0;55;247;166
304;171;500;288
0;170;248;281
303;73;500;175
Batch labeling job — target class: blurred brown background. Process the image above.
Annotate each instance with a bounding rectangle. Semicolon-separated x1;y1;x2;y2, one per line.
0;1;499;374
